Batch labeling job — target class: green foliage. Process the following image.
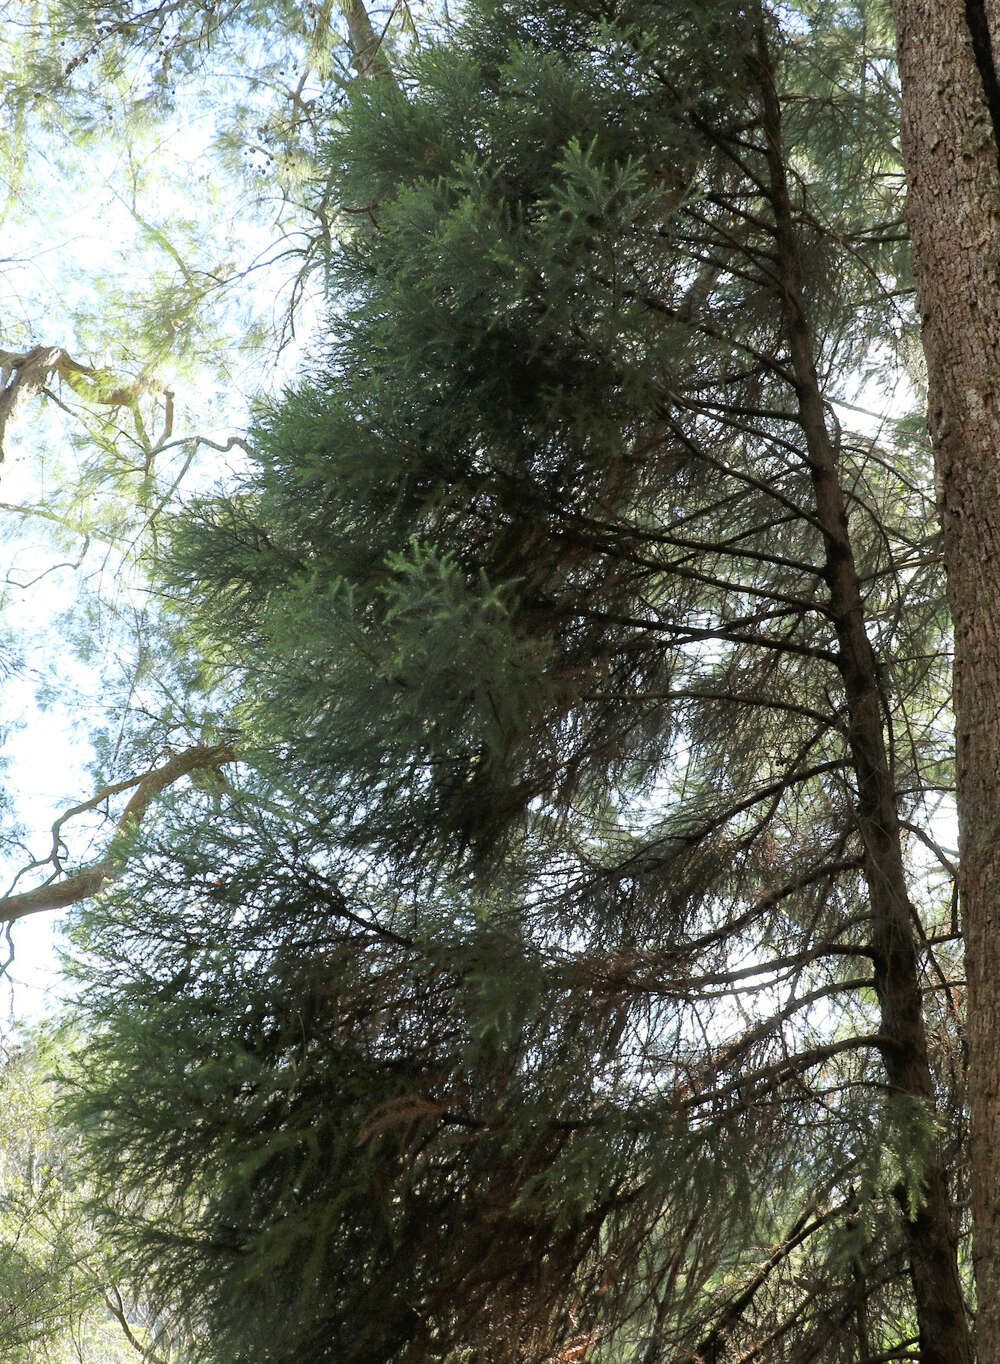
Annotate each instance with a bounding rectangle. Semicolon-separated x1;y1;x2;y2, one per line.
62;799;763;1361
0;0;417;983
166;0;922;868
60;0;959;1358
0;1031;148;1363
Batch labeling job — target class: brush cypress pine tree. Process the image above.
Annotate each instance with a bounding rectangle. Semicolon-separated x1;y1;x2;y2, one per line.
62;0;971;1358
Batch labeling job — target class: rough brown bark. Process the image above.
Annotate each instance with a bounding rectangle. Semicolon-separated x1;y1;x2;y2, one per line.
755;18;973;1361
891;1;1000;1357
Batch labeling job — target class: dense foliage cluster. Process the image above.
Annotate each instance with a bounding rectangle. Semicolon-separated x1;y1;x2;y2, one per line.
54;0;972;1360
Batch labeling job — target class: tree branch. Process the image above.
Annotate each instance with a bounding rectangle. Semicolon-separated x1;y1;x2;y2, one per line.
0;743;236;923
688;1197;850;1363
0;344;172;463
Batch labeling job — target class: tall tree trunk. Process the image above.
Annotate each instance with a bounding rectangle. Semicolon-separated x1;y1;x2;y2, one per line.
755;17;973;1361
339;0;395;81
891;2;1000;1357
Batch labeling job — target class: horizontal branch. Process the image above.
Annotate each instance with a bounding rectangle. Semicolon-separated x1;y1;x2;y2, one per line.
0;744;236;923
679;1034;892;1111
678;854;863;953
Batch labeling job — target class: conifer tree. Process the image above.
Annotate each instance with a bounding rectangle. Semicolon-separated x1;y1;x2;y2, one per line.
62;0;972;1359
